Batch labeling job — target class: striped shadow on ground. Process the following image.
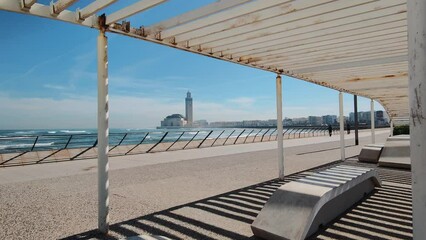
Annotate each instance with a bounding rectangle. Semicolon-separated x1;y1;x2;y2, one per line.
62;160;412;240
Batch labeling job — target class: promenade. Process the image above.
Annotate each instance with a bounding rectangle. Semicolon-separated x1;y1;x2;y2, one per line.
0;129;406;239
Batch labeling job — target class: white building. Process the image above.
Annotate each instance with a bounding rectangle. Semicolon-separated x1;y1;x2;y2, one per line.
160;114;187;128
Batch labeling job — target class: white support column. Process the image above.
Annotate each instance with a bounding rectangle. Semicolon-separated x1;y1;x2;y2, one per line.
370;99;375;144
276;75;284;180
408;0;426;238
390;120;394;137
97;30;109;234
339;92;345;161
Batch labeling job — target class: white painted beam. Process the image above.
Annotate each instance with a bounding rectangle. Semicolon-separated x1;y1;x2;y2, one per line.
408;0;426;236
97;30;110;234
51;0;78;15
106;0;167;25
339;92;345;161
276;75;284;180
77;0;117;20
0;0;97;28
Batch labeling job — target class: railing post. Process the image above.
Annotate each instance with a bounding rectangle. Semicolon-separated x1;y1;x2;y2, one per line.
408;1;426;237
261;129;270;142
147;132;168;153
253;129;263;143
167;131;185;151
183;131;199;149
283;128;290;138
30;136;39;151
223;130;236;145
244;129;254;143
234;129;245;144
97;23;109;234
109;133;127;152
268;129;277;141
276;74;284;180
126;132;149;154
64;135;73;149
198;130;213;148
211;130;225;146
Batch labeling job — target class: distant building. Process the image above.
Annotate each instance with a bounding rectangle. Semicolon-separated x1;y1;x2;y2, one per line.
193;120;208;128
160;114;187;128
322;115;337;125
292;117;308;125
349;111;388;126
308;116;323;126
185;91;193;126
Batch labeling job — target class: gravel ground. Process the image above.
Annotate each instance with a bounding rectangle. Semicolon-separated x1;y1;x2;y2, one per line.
0;131;390;239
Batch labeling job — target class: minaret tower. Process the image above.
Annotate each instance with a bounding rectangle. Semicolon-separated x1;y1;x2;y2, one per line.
185;91;193;126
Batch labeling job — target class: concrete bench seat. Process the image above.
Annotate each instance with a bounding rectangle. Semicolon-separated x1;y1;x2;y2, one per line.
358;144;384;163
251;165;381;240
378;135;410;169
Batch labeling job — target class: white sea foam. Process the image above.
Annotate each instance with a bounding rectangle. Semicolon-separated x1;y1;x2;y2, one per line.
48;131;57;134
0;142;54;150
60;130;87;134
14;131;35;135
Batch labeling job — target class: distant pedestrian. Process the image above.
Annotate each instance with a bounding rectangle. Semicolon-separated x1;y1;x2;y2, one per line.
328;124;332;137
347;122;350;134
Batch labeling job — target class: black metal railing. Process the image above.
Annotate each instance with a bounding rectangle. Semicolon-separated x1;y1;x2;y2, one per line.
0;126;340;155
1;125;385;166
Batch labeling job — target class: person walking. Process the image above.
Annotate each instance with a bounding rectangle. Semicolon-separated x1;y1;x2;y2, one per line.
347;122;351;134
328;124;332;137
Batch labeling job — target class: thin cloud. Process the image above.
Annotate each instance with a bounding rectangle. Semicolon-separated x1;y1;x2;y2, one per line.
227;97;256;107
43;84;68;90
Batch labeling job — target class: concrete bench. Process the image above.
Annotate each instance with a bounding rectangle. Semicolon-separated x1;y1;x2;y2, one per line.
251;165;381;240
358;144;384;163
378;135;410;169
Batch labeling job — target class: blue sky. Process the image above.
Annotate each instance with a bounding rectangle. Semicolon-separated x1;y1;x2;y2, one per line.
0;1;384;129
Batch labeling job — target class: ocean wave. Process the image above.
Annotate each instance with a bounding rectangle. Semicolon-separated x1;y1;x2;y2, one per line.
0;142;54;150
13;131;36;135
60;130;87;134
47;131;57;134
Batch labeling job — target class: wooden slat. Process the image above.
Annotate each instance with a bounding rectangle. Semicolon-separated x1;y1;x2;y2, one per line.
51;0;79;14
144;0;252;36
196;0;405;51
173;0;335;43
106;0;167;25
220;24;407;57
290;56;407;74
159;0;290;39
274;50;407;71
78;0;117;20
255;41;407;66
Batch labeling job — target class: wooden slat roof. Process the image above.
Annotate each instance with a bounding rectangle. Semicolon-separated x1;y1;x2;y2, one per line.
0;0;408;118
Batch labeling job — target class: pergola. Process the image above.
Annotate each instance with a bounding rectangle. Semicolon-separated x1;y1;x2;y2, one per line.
1;0;424;238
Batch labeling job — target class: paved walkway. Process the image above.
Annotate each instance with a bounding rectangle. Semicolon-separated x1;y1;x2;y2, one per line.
0;129;390;239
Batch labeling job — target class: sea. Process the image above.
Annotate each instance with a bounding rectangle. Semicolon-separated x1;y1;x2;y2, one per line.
0;128;273;154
